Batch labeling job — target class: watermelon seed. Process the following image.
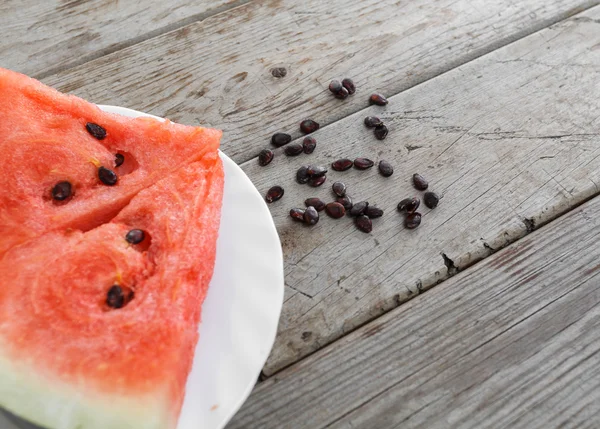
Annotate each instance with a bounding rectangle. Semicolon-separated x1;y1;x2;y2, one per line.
125;229;145;244
98;167;118;186
86;122;107;140
52;181;72;201
114;153;125;167
106;285;125;309
265;186;284;203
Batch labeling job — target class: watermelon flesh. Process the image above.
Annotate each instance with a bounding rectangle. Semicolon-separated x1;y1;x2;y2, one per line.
0;68;224;429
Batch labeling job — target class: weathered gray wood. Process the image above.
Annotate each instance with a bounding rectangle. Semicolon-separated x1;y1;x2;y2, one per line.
0;0;247;78
41;0;593;163
229;189;600;429
235;4;600;375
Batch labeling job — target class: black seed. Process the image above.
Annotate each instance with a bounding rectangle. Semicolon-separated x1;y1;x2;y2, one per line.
307;165;327;177
364;116;383;128
337;195;353;211
365;206;384;218
325;202;346;219
424;191;440;209
284;143;304;156
304;206;319;225
332;181;347;197
349;201;369;216
114;153;125;167
86;122;107;140
378;160;394;177
374;124;389;140
290;208;305;222
369;93;388;106
52;181;72;201
271;67;287;78
355;215;372;233
258;149;274;166
303;136;317;154
265;186;284;203
342;78;356;95
412;173;429;191
397;197;420;213
331;158;353;171
309;175;327;187
296;166;310;184
107;285;124;309
98;167;118;186
405;212;422;229
305;198;326;212
300;119;320;134
125;229;145;244
271;132;292;147
335;87;350;99
329;80;343;94
354;158;374;170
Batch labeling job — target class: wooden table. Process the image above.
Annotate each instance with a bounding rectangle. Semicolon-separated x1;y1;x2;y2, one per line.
5;0;600;427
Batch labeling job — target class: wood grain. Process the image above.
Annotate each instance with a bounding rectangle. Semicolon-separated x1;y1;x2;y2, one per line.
0;0;248;78
41;0;594;163
235;4;600;375
228;188;600;429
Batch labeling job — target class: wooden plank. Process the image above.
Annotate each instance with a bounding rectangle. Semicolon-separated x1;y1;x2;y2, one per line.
228;188;600;429
0;0;247;78
41;0;593;163
235;4;600;375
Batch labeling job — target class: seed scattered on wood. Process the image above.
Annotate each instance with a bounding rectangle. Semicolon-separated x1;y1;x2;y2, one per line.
114;153;125;167
405;212;422;229
271;67;287;78
52;181;72;201
305;198;326;212
354;158;374;170
374;124;388;140
364;116;383;128
369;93;388;106
335;87;350;100
424;191;440;209
355;215;372;233
125;229;145;244
265;186;284;203
342;78;356;95
300;119;320;134
349;201;369;216
304;206;319;225
332;158;353;171
329;80;343;94
303;136;317;154
290;208;305;221
378;160;393;177
258;149;274;166
412;173;429;191
271;132;292;147
106;285;124;309
325;202;346;218
86;122;107;140
309;175;327;187
365;206;384;218
397;197;420;213
296;166;310;184
98;167;118;186
307;165;327;177
337;195;353;210
284;143;304;156
332;181;347;197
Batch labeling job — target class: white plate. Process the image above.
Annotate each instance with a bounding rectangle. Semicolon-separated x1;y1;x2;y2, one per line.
1;106;284;429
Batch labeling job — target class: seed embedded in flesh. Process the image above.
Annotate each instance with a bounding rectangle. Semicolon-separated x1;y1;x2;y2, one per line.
265;186;284;203
424;191;440;209
258;149;274;166
305;198;326;212
405;212;422;229
332;181;347;197
300;119;320;134
369;93;388;106
325;202;346;218
297;166;310;184
86;122;107;140
303;136;317;154
114;153;125;167
125;229;145;244
284;143;304;156
337;195;353;210
98;167;118;186
335;87;350;100
271;132;292;147
374;124;389;140
412;173;429;191
349;201;369;216
364;116;383;128
309;175;327;187
290;208;305;222
355;215;373;233
397;197;420;213
307;165;327;177
52;181;72;201
354;158;374;170
106;285;125;309
332;158;353;171
365;206;384;218
304;206;319;225
342;78;356;95
378;160;393;177
329;80;343;94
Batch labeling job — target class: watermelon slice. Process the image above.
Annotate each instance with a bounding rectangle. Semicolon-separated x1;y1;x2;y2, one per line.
0;68;224;429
